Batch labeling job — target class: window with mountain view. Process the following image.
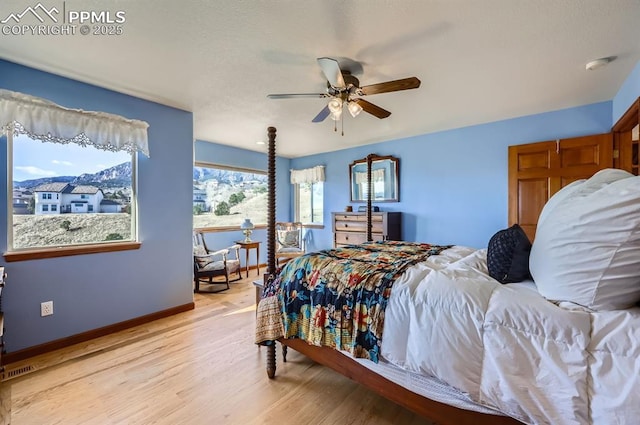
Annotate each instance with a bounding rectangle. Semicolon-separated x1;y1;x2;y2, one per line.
9;133;135;250
193;163;267;229
295;182;323;225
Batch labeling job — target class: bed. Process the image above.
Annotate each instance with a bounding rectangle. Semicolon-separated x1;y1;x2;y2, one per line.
255;127;640;425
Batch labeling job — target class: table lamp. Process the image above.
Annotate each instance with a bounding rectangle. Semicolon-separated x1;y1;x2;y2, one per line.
240;218;254;243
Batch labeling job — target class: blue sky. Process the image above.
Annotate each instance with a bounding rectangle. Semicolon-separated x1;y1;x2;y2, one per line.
13;135;131;182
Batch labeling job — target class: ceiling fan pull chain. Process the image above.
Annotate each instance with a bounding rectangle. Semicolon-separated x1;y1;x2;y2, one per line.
334;119;337;132
341;112;344;136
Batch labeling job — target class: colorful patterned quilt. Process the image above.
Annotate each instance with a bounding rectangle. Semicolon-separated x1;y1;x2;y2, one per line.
256;241;451;362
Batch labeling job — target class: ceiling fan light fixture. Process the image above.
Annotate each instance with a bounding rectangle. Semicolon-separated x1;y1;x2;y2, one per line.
348;101;363;117
328;98;343;113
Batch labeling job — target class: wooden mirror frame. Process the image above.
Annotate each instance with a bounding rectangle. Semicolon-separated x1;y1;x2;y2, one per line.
349;154;399;202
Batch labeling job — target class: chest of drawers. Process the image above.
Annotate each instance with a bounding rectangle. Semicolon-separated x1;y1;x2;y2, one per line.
332;212;401;248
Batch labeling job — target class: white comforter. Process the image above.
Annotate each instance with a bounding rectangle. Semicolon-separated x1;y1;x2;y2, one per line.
381;246;640;425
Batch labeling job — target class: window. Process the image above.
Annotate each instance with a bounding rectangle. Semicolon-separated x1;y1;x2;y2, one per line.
9;133;135;250
1;89;148;258
296;182;324;225
291;165;325;226
193;162;267;229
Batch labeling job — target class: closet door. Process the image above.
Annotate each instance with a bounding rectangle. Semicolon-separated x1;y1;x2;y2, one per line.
508;133;613;241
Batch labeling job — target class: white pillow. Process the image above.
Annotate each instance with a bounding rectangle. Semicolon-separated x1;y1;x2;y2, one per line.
530;169;640;310
535;179;584;228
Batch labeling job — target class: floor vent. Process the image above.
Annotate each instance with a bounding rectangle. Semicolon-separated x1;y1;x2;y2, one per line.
4;365;33;379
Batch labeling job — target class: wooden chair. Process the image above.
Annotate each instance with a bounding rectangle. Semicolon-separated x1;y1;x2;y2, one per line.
275;222;305;267
193;232;242;293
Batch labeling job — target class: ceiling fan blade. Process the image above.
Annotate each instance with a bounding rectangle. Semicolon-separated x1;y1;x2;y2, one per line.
267;93;328;99
355;99;391;119
359;77;421;96
311;105;330;123
317;57;346;89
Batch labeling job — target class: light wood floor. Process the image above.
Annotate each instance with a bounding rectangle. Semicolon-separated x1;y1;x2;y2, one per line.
0;276;434;425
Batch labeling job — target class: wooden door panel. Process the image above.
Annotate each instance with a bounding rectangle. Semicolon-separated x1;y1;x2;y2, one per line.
516;178;548;241
517;150;551;171
559;134;612;171
560;145;600;167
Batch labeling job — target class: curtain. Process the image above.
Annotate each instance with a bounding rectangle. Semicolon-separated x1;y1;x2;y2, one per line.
0;89;150;156
290;165;325;184
354;169;384;184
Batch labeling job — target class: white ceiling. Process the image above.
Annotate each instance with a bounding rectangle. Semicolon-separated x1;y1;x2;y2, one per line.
1;0;639;158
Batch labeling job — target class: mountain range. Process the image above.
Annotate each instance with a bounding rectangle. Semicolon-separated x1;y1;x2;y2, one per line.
193;166;267;184
14;162;132;189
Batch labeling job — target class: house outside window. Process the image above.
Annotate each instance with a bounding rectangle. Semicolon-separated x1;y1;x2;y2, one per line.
193;162;267;230
42;204;48;212
51;204;57;212
291;165;325;226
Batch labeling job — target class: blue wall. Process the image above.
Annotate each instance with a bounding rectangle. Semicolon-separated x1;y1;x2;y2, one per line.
194;140;291;269
613;60;640;122
0;59;194;352
292;101;613;250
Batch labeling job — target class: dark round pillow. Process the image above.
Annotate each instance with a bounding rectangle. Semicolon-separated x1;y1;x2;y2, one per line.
487;224;532;284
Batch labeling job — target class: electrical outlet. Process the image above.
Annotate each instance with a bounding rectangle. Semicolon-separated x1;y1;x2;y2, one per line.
41;301;53;317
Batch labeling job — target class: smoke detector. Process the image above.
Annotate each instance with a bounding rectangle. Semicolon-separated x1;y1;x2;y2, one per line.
585;57;615;71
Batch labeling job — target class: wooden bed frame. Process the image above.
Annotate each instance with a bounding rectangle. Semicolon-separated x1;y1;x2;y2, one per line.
261;126;523;425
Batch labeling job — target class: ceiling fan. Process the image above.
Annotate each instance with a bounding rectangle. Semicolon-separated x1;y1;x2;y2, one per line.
267;57;421;127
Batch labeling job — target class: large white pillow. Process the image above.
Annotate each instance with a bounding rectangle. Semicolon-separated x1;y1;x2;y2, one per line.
530;169;640;310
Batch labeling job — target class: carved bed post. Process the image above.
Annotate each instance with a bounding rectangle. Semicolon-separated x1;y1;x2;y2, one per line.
366;154;374;241
266;126;277;379
267;126;277;276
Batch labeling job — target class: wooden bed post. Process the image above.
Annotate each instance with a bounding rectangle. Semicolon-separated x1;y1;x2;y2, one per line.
366;154;374;241
266;126;277;276
266;126;277;379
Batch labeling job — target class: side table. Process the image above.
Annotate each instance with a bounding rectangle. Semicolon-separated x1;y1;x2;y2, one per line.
235;240;261;278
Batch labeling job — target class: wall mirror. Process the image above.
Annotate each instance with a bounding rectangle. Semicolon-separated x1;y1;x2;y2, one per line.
349;154;399;202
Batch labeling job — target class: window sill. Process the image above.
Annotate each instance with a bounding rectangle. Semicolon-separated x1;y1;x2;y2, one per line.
196;224;324;232
3;242;142;262
196;225;269;233
302;224;324;229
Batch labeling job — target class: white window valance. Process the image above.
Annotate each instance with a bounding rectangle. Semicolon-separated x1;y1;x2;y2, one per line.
0;89;150;157
290;165;325;184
